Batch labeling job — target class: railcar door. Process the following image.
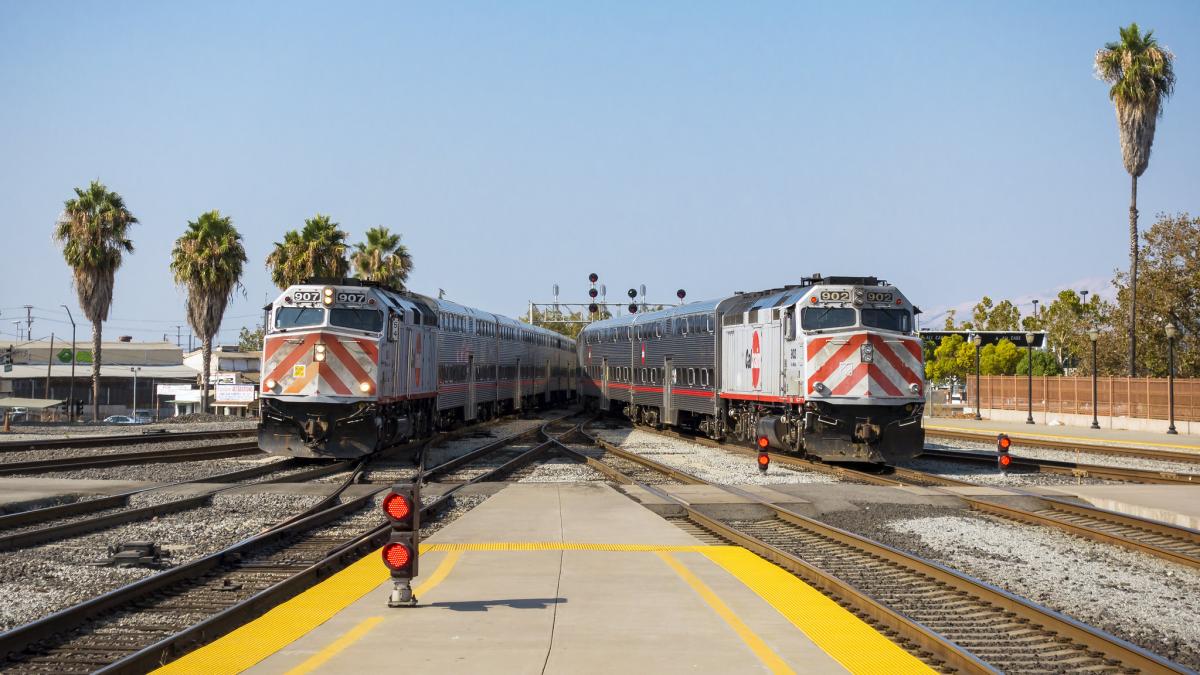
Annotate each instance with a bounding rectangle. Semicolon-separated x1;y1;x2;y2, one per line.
601;358;610;409
663;357;674;425
466;355;477;421
515;359;523;410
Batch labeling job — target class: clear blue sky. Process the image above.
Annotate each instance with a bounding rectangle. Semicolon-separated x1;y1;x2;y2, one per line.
2;1;1197;345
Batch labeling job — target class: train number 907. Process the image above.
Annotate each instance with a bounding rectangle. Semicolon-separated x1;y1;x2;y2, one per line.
336;292;367;304
292;290;321;303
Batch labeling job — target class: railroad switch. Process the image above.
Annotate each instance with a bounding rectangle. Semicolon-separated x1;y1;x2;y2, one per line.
93;541;173;569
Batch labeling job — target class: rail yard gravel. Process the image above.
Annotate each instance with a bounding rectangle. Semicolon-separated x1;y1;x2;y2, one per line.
424;417;552;467
926;437;1200;476
5;453;286;481
0;491;324;631
516;457;607;482
0;418;257;443
591;427;837;485
816;503;1200;669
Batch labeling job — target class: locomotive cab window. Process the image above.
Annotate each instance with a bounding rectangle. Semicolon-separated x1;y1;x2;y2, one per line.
274;307;325;329
330;308;384;332
861;308;912;333
801;307;856;331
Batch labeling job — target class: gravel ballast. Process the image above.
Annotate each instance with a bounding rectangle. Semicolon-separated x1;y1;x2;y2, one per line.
0;491;324;631
0;438;259;464
1;418;257;443
592;427;837;485
6;454;287;482
817;504;1200;669
899;456;1122;486
926;438;1200;476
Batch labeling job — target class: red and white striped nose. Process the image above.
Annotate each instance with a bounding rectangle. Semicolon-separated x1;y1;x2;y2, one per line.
806;333;923;398
262;333;378;397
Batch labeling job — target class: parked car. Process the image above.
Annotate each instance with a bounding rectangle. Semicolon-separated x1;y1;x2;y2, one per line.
103;415;141;425
5;407;28;422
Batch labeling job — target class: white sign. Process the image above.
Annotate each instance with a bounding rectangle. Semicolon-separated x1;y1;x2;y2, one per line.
157;384;193;395
215;383;256;403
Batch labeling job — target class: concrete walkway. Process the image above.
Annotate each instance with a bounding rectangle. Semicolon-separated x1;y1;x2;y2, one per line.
925;416;1200;454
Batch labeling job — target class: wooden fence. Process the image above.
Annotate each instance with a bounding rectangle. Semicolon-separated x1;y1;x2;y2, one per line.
968;376;1200;422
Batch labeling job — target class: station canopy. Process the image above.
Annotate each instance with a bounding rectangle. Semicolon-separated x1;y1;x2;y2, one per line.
0;397;66;409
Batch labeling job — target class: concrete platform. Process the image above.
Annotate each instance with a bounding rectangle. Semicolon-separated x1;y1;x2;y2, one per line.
1039;485;1200;530
156;483;933;674
925;417;1200;454
0;477;160;512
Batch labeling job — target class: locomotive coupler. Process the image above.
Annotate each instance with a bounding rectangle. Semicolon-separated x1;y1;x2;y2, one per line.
853;421;881;444
388;580;417;607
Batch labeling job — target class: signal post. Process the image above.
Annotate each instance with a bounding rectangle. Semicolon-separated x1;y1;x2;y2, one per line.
382;481;421;607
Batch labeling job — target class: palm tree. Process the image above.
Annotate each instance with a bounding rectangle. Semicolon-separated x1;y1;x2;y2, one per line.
352;226;414;290
170;211;247;413
265;214;350;288
1096;23;1175;376
53;180;137;422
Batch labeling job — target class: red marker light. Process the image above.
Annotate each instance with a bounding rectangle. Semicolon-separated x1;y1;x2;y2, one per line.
382;542;412;570
383;492;411;520
757;452;770;472
757;436;770;449
895;298;903;305
997;434;1012;451
999;454;1012;468
810;297;818;303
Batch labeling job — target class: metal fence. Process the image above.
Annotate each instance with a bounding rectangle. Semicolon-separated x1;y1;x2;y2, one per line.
971;375;1200;422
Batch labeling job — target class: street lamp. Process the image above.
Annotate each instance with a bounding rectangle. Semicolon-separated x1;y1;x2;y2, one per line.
972;334;982;420
1165;323;1178;435
1089;329;1100;429
130;367;142;417
60;305;76;422
1025;331;1035;424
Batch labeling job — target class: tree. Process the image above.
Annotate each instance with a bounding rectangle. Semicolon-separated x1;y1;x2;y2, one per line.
352;226;413;290
266;214;349;288
1096;23;1176;376
171;211;247;412
1110;213;1200;377
523;307;588;340
53;180;137;422
1015;349;1064;377
980;339;1023;375
238;325;265;353
925;334;975;385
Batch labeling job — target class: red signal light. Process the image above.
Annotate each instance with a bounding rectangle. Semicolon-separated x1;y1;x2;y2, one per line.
997;434;1011;451
757;436;770;449
588;288;598;298
999;454;1012;467
382;542;412;570
757;452;770;472
676;289;686;300
383;492;411;520
589;273;599;283
589;303;599;314
628;303;638;314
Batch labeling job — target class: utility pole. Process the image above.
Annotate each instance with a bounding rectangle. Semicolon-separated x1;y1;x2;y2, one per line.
61;306;76;422
45;333;54;401
13;321;21;341
23;305;33;341
176;326;182;348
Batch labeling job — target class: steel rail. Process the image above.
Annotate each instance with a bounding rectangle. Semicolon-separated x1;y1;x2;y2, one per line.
567;424;1187;674
925;427;1200;465
920;447;1200;484
0;441;262;475
0;427;257;453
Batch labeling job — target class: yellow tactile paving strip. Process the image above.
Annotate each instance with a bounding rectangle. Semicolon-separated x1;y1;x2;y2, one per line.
701;547;934;674
152;543;932;675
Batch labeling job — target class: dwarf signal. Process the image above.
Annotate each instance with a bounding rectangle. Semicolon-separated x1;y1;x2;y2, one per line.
382;481;421;607
757;436;770;473
996;433;1012;473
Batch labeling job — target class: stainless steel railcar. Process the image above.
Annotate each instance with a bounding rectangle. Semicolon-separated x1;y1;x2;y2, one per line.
259;279;575;459
578;275;925;464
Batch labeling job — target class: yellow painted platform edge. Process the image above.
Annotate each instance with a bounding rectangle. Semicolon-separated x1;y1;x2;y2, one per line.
424;542;735;551
151;548;439;675
702;547;935;675
925;423;1200;452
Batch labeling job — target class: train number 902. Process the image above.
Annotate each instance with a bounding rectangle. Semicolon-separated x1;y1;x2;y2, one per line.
818;290;851;302
865;291;894;303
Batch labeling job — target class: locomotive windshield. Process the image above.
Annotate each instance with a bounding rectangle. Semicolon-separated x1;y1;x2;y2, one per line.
330;308;384;332
274;307;325;329
861;308;911;332
801;307;856;330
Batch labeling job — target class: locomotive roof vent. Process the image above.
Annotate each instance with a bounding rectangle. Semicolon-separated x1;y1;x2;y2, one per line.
802;274;886;287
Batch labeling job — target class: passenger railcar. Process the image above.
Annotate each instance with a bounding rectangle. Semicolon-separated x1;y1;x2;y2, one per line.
578;275;924;464
259;279;575;459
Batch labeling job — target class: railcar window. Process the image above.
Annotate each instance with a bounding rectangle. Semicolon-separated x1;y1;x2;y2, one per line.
861;308;911;332
274;307;326;329
748;310;759;323
801;307;856;330
330;308;384;332
723;314;743;327
688;368;696;385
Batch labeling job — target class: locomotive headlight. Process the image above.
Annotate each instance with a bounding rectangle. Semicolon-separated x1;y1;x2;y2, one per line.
860;344;874;363
322;287;334;305
265;378;277;391
314;343;326;361
909;383;920;394
359;381;372;393
812;381;827;393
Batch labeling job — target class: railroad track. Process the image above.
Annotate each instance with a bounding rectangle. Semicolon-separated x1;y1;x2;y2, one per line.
920;447;1200;485
0;441;262;475
925;426;1200;466
557;424;1187;674
0;459;353;551
0;427;257;453
622;421;1200;572
0;415;576;674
